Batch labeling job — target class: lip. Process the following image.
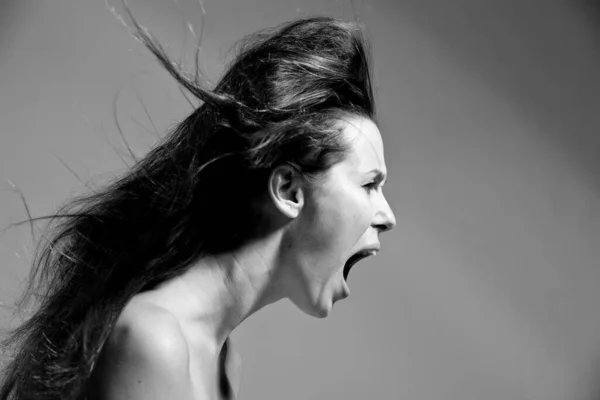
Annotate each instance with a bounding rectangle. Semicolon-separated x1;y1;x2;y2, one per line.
361;244;381;254
349;243;381;260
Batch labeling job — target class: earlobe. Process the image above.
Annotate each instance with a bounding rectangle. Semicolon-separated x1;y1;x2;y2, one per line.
269;165;304;219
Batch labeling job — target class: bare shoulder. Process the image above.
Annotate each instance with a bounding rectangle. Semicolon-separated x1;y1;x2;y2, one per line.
90;301;193;400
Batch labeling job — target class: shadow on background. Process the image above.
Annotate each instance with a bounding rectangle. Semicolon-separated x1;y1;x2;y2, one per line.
394;0;600;194
388;2;600;398
579;0;600;30
579;348;600;400
0;1;28;60
576;4;600;400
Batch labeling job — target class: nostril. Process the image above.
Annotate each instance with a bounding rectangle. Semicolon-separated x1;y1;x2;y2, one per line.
374;222;391;233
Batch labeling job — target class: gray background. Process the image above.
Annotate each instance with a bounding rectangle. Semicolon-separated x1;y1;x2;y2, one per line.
1;0;600;399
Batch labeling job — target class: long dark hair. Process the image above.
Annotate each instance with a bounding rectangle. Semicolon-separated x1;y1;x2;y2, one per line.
0;11;375;400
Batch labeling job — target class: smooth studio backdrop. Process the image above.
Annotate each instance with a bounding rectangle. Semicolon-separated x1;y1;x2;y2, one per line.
1;1;600;399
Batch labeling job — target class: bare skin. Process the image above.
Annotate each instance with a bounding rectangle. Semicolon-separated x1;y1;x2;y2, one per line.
89;116;396;399
89;297;242;400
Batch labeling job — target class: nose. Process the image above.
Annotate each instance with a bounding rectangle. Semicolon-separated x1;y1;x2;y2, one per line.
372;193;396;233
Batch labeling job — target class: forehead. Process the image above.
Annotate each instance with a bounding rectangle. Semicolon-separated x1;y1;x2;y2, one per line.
338;117;386;172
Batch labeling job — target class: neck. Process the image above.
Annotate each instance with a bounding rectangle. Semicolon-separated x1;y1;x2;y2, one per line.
151;232;286;349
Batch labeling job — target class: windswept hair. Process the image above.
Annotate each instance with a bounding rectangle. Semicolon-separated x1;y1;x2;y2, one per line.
0;13;375;400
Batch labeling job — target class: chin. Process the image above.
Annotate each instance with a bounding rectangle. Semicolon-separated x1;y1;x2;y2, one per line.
311;306;330;319
293;297;332;319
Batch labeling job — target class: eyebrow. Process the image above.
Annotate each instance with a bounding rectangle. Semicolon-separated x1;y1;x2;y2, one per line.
366;169;387;184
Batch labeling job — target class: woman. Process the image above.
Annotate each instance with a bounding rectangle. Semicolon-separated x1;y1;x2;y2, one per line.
0;15;395;400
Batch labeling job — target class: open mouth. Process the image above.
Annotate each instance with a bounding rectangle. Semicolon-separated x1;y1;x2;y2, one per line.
343;250;377;281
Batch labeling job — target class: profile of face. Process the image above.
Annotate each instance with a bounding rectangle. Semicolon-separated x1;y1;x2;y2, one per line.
277;116;396;318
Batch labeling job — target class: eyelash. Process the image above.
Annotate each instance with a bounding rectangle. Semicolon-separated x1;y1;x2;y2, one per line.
363;182;379;192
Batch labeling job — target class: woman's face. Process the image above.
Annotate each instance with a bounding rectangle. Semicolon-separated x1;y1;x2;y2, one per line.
283;116;396;318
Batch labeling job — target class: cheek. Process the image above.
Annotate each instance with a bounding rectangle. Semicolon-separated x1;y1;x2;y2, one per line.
309;187;371;251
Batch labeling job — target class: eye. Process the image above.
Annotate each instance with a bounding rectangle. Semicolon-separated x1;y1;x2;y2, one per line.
362;182;379;193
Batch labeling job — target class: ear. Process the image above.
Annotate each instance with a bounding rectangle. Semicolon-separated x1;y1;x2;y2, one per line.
268;164;305;219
